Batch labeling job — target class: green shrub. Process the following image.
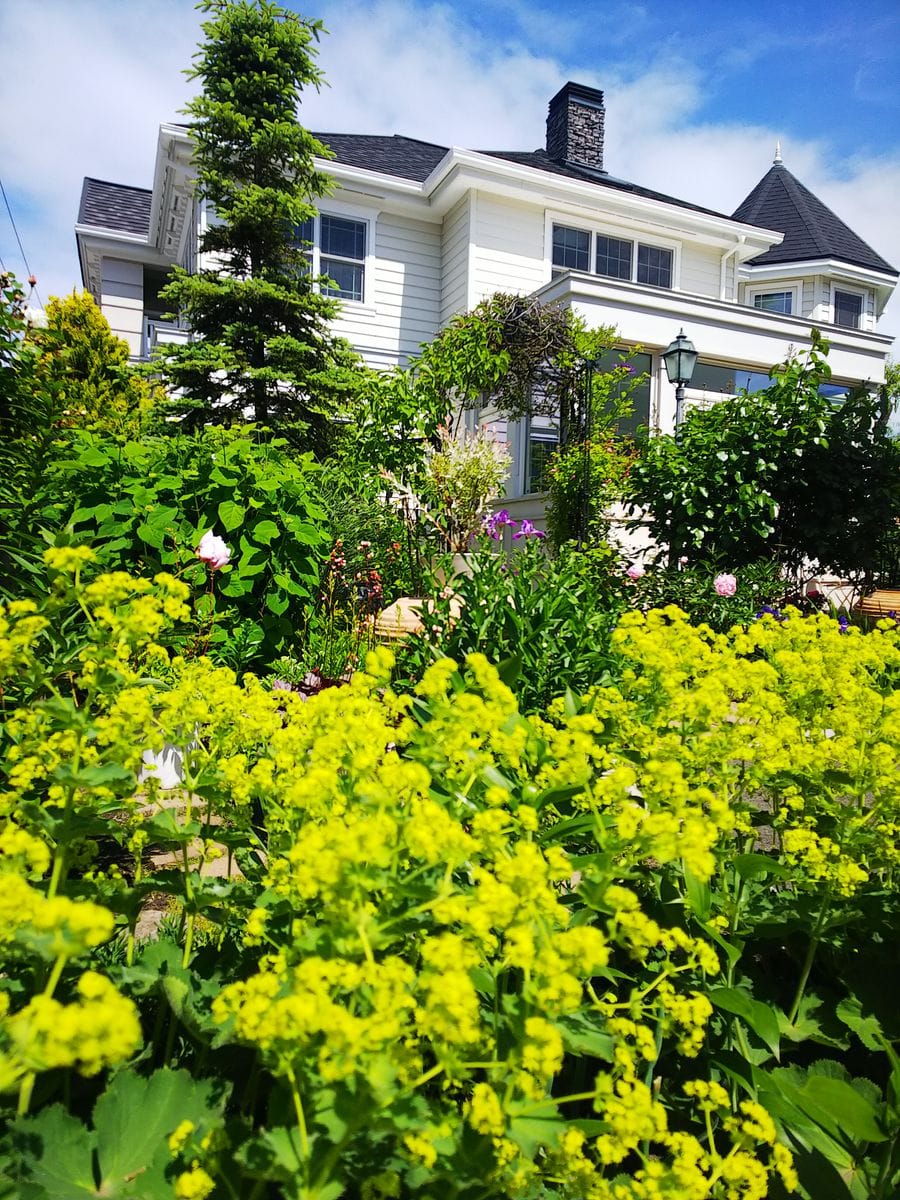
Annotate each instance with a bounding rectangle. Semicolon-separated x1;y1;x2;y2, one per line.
34;426;328;668
628;331;900;577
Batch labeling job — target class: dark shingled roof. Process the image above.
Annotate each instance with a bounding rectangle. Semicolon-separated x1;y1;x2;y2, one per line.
479;148;729;218
314;133;450;182
732;163;897;275
78;178;151;237
315;132;731;219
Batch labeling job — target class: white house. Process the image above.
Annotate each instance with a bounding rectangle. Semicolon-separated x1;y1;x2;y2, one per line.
76;82;896;502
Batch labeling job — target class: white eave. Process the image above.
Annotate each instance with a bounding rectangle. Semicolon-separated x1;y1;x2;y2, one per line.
741;255;897;298
148;123;196;261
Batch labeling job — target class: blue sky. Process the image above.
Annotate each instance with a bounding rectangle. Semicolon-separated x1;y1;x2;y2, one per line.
2;0;899;336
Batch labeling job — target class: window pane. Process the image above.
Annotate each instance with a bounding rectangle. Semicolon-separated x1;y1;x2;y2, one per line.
321;215;366;260
552;225;590;271
691;361;772;395
596;235;632;280
753;291;792;314
527;429;558;493
295;217;315;244
636;244;672;288
834;290;862;329
590;350;652;437
322;258;364;301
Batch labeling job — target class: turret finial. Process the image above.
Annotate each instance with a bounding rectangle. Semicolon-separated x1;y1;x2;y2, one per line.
773;140;783;165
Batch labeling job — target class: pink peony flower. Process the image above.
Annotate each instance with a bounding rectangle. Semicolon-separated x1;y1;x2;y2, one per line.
196;529;231;571
626;562;645;580
714;572;737;597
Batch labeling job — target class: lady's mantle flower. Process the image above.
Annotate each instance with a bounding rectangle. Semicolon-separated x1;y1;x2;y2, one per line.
513;519;545;540
626;562;645;580
714;572;737;597
196;529;231;571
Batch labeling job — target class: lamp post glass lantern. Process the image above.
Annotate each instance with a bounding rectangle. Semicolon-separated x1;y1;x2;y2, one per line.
662;329;698;433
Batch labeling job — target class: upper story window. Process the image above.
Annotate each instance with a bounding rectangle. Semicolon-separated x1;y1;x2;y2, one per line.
753;290;793;314
834;289;862;330
552;224;674;289
296;213;367;302
552;225;590;271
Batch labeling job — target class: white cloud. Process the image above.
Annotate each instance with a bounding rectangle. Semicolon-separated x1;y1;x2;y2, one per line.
1;0;897;352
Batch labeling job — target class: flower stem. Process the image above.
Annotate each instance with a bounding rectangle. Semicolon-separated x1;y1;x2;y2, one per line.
788;888;831;1026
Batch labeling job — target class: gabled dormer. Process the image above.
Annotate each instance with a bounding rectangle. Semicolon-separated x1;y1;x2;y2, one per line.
732;150;897;332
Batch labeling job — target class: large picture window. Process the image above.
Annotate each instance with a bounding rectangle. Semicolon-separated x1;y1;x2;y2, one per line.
552;223;673;289
296;213;367;302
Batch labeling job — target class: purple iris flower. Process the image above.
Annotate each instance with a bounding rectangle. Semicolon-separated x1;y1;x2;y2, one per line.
513;519;546;540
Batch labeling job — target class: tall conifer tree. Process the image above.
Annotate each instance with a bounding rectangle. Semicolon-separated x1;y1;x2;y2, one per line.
159;0;356;442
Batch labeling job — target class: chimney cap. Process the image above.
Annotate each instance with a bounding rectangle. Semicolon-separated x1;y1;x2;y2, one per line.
548;81;605;112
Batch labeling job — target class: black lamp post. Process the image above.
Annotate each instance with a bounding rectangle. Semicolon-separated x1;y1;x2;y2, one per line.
661;329;698;435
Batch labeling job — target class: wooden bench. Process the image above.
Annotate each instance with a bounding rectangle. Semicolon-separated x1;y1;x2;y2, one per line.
856;589;900;621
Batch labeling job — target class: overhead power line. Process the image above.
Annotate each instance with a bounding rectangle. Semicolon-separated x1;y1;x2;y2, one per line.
0;175;44;308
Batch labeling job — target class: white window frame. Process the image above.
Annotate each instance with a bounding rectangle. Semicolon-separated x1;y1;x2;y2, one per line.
297;201;376;308
546;212;680;290
831;283;867;331
747;282;801;316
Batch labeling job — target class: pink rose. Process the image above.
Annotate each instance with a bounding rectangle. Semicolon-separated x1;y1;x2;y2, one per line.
714;572;737;597
196;528;231;571
626;563;645;580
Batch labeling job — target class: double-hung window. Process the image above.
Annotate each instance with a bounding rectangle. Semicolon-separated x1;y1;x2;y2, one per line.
296;213;367;302
834;289;863;329
552;223;674;289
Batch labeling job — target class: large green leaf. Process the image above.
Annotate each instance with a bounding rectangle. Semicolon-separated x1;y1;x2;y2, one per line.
217;499;245;532
710;986;781;1058
15;1069;228;1200
252;518;280;545
12;1105;97;1199
94;1068;227;1197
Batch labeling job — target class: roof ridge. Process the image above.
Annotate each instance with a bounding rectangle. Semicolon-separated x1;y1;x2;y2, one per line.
82;176;151;194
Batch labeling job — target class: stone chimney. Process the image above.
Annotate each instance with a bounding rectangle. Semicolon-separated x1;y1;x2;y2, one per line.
546;81;605;171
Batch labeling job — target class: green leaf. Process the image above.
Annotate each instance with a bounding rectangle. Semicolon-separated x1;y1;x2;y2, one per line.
796;1076;887;1145
733;853;791;881
92;1068;227;1195
12;1105;97;1199
252;518;280;545
507;1102;563;1158
265;590;290;615
835;996;884;1052
710;987;781;1057
683;865;711;920
217;499;245;532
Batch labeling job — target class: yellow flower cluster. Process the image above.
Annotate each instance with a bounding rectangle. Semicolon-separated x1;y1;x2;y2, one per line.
3;971;140;1077
6;560;894;1196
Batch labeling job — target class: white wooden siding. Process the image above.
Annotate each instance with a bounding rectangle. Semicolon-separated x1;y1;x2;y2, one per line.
331;212;441;369
471;194;546;303
801;279;817;318
100;257;143;357
441;195;471;325
679;244;720;298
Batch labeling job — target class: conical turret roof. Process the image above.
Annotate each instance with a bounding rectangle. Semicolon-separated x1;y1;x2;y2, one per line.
732;161;896;275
